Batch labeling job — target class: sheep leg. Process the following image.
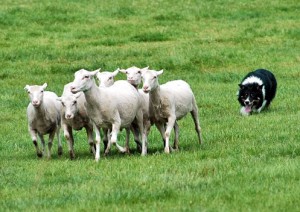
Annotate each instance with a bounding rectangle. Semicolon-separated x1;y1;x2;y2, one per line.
94;125;101;162
56;125;63;156
155;122;166;147
38;133;46;157
30;128;42;157
130;124;142;153
143;119;152;153
64;124;75;160
135;110;146;156
86;126;96;155
124;128;130;154
47;129;56;159
190;103;203;144
102;128;109;152
104;128;112;156
111;123;127;153
165;116;176;154
173;121;180;150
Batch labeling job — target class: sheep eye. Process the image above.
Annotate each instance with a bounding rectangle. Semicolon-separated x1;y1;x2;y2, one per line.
73;101;77;105
109;77;112;80
83;75;89;79
41;90;44;93
153;76;157;79
137;71;141;74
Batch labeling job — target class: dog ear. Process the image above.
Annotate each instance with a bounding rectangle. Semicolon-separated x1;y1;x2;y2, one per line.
257;84;264;90
238;84;244;90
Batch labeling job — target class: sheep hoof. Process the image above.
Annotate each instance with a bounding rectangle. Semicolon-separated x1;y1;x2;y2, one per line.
69;151;75;160
58;147;63;156
37;152;43;158
171;147;178;152
137;145;142;153
164;147;170;154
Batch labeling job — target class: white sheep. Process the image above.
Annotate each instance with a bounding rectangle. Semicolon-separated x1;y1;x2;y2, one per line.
70;69;146;161
120;66;180;151
24;83;62;158
141;69;203;153
95;69;142;154
57;83;95;159
96;69;119;87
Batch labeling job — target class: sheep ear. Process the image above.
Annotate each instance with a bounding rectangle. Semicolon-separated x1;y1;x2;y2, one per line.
42;82;48;90
57;97;62;102
141;67;148;75
119;68;126;74
112;69;119;76
74;92;82;99
96;72;102;80
24;85;30;92
91;69;100;76
157;70;164;76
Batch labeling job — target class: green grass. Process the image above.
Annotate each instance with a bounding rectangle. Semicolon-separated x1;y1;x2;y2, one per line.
1;0;300;211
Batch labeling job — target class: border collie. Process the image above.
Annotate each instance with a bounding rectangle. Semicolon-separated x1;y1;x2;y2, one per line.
237;69;277;116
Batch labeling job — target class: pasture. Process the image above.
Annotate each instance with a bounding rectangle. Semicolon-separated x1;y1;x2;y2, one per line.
0;0;299;211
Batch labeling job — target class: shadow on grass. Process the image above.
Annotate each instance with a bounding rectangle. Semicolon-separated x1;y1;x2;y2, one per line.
17;141;206;162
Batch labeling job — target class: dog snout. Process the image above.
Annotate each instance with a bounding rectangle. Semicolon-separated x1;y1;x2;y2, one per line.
245;100;250;105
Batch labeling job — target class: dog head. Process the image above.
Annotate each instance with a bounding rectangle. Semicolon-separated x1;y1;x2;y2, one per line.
238;83;264;113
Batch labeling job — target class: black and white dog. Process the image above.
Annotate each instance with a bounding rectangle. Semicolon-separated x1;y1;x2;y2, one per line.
237;69;277;116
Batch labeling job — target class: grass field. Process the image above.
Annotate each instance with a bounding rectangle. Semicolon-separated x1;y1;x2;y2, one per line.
1;0;300;211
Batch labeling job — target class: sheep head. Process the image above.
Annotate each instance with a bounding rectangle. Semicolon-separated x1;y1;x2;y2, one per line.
96;69;119;87
24;83;47;107
141;69;163;93
70;69;99;94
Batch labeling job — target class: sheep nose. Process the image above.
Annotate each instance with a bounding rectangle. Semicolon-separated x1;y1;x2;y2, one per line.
143;85;148;90
66;114;72;119
33;100;38;104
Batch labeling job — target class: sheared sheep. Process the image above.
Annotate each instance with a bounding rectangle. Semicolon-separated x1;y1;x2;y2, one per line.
57;83;95;159
120;66;180;152
70;69;146;161
95;69;141;154
24;83;62;158
141;69;203;153
96;69;119;87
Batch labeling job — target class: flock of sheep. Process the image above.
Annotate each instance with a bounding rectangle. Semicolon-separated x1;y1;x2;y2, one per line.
24;66;203;161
